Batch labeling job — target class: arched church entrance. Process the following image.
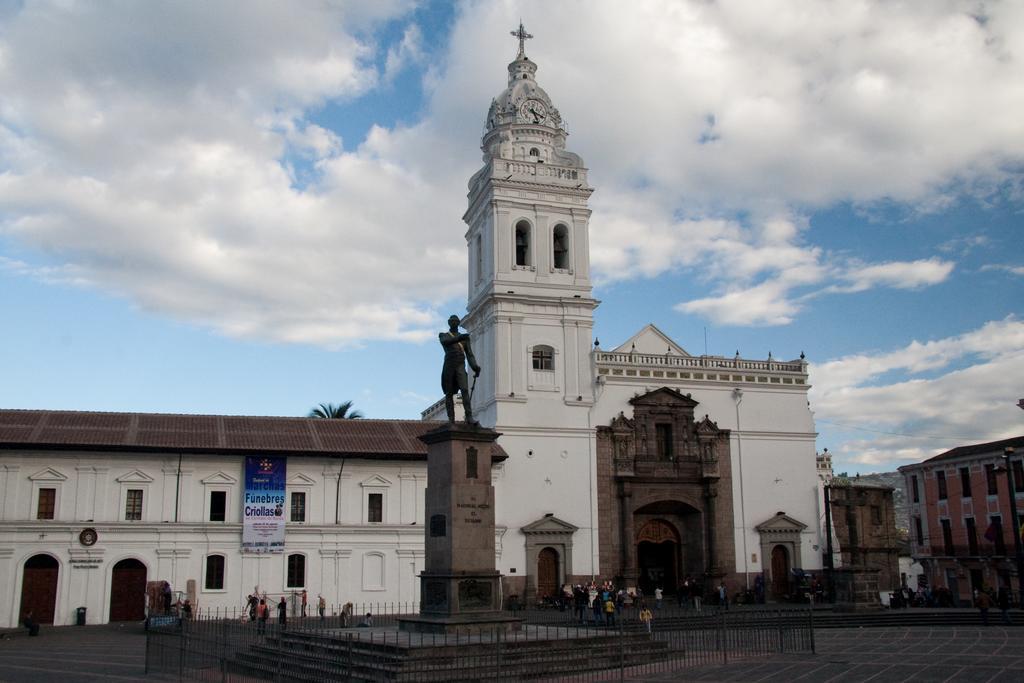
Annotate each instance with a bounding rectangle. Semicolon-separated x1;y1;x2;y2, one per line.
109;558;147;621
536;547;560;601
20;554;59;624
636;519;680;596
771;545;790;597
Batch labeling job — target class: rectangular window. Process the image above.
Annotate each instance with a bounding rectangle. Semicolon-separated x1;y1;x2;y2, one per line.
205;555;225;590
937;471;947;500
125;489;144;521
985;464;998;496
368;493;383;523
290;492;306;523
1013;459;1024;493
287;554;305;588
959;467;971;498
531;348;553;371
36;488;56;520
989;516;1005;556
655;424;673;460
209;490;226;522
965;517;978;556
941;519;954;556
911;475;919;503
871;505;882;525
914;516;923;545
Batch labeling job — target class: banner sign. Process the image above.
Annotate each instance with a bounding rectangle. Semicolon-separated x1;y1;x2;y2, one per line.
242;456;287;553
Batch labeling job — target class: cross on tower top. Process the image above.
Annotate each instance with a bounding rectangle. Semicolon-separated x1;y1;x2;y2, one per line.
511;22;533;57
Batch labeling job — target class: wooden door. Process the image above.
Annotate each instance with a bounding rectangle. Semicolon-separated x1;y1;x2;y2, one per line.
770;545;789;597
20;554;59;624
110;559;147;621
537;547;559;600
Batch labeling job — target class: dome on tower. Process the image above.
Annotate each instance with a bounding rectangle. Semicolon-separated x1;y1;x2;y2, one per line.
478;25;583;170
485;50;564;132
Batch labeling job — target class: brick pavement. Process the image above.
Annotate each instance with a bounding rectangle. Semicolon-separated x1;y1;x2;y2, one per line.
0;622;147;682
0;622;1021;682
643;626;1024;682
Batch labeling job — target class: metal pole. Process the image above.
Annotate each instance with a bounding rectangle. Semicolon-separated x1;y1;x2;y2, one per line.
823;485;835;602
1002;447;1024;605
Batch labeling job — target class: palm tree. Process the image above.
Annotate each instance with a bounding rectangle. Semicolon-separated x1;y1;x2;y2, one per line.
308;401;363;419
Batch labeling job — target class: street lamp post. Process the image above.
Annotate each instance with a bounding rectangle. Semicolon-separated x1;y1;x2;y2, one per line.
1003;446;1024;605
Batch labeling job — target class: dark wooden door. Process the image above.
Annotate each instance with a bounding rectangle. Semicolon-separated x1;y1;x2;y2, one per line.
20;554;59;624
537;547;559;600
110;559;147;621
771;545;789;597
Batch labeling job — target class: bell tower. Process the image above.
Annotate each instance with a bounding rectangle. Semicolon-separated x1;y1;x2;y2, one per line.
463;24;599;431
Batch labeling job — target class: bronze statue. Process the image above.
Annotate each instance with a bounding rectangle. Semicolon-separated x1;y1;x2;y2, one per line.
439;314;481;424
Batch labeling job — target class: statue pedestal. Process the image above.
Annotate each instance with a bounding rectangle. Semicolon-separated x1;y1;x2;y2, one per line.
832;567;882;612
399;423;521;634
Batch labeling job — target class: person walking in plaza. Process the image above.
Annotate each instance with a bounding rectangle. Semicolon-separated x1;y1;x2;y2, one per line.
654;586;663;610
639;603;653;634
604;594;616;628
997;587;1011;625
975;589;991;626
300;589;308;617
277;596;288;630
573;585;587;624
317;594;326;621
257;599;268;634
718;582;729;610
246;594;258;622
692;580;703;613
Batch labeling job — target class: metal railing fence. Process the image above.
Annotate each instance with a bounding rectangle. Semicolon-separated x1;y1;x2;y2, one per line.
145;603;814;682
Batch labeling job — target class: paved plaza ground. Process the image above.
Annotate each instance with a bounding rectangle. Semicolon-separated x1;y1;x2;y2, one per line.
0;621;1022;682
652;626;1024;682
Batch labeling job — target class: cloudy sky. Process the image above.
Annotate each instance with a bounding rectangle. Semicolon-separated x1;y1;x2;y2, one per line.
1;0;1022;474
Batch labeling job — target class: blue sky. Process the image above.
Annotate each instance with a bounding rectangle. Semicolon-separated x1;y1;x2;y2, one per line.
1;1;1022;473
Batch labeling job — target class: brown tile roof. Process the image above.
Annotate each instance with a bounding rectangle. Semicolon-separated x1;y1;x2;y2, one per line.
0;410;507;461
898;435;1024;470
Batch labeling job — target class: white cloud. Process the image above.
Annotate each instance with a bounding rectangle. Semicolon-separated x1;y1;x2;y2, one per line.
828;258;955;294
1;1;1022;345
383;24;425;83
981;264;1024;277
810;317;1024;467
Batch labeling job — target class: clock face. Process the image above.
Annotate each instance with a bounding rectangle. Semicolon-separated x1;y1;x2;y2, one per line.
520;99;548;124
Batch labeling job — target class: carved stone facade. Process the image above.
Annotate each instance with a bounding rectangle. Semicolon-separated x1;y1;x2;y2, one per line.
596;388;736;594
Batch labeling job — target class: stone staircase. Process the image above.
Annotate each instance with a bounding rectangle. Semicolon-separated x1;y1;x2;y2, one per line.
224;627;672;682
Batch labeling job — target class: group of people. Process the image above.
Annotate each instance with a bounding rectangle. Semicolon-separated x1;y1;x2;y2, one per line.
974;586;1014;625
244;591;372;633
552;578;732;629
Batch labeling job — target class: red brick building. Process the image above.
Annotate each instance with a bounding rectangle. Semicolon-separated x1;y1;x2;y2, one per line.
899;436;1024;604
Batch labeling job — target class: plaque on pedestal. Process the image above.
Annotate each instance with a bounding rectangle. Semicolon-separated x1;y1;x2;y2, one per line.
399;423;521;634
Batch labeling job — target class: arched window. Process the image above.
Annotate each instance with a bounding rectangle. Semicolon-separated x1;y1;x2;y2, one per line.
553;224;569;269
515;220;531;267
529;147;540;157
205;554;225;590
286;553;305;588
532;345;554;371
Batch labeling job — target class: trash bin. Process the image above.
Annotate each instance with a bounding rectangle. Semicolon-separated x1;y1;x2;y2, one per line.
76;606;87;625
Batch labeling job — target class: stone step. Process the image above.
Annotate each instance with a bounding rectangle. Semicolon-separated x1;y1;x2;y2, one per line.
225;629;674;682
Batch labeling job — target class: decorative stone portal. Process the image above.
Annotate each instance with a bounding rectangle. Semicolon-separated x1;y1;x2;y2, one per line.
399;423;521;634
521;514;577;605
755;512;807;600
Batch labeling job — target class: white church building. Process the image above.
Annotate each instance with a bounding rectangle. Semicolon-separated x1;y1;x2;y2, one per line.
0;31;823;627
